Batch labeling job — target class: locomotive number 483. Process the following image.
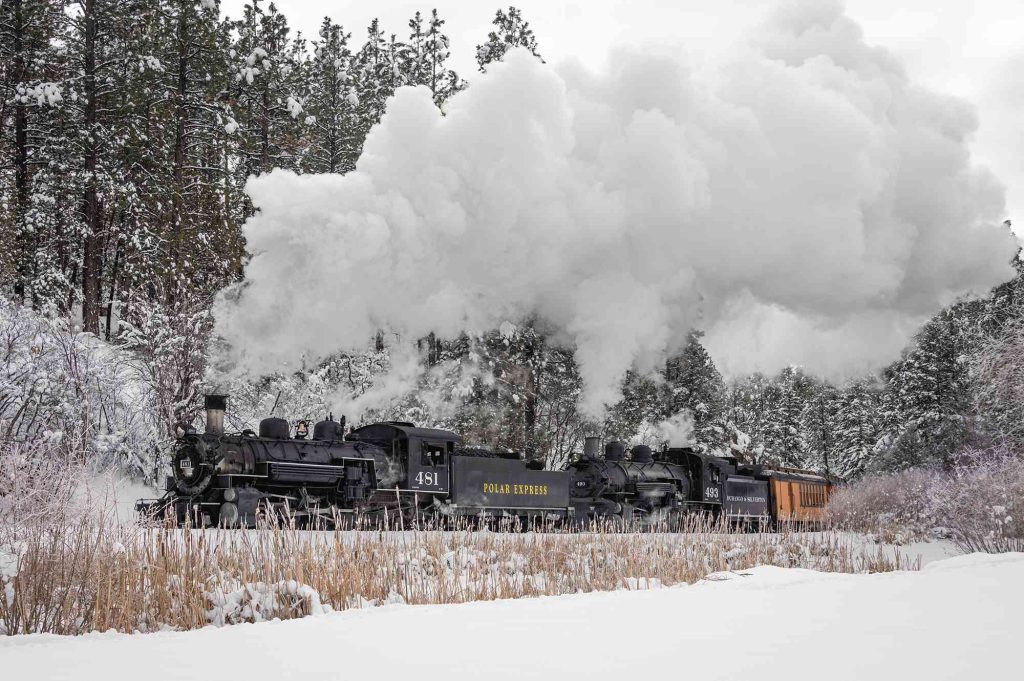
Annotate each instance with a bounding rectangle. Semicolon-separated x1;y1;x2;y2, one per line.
415;471;441;487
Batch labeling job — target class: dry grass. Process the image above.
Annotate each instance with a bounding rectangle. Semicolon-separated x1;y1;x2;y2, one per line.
0;510;917;636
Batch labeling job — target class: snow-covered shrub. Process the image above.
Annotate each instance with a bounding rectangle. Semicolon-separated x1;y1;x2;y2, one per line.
931;447;1024;553
827;467;939;543
830;445;1024;551
0;299;160;479
205;576;330;626
0;439;82;526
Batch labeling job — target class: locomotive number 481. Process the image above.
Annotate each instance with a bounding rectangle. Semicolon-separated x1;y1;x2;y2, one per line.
415;471;441;487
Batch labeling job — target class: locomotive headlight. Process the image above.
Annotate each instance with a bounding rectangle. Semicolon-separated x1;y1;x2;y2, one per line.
174;422;187;439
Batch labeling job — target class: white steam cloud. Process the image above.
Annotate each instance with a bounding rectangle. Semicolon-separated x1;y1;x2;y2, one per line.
215;1;1016;416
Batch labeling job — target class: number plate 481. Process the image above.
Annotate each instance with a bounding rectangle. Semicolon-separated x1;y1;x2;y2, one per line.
415;471;440;487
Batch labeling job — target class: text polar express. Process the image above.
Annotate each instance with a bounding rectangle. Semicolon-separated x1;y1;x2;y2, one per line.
482;483;550;496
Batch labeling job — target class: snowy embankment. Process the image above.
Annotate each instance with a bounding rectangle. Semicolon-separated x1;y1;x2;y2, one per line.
2;553;1019;681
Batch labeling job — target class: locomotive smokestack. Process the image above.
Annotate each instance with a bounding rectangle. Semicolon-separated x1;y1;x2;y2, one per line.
204;394;227;436
583;436;601;460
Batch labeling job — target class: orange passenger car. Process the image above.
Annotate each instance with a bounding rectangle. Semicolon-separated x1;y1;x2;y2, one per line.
765;469;834;525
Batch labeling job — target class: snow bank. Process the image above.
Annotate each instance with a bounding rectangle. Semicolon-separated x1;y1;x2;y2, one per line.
3;553;1020;681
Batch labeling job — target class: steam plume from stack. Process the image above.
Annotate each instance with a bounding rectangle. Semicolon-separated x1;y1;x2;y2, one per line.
215;1;1016;416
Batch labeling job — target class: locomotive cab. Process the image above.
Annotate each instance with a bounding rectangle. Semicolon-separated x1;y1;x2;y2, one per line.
663;447;725;504
350;423;460;495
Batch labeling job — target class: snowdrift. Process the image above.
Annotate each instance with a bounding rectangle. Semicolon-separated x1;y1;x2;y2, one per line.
2;552;1020;681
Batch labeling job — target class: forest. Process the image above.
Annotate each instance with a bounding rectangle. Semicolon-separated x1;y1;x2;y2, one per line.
1;0;1023;486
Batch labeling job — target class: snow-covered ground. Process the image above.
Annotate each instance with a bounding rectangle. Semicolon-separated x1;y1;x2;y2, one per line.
2;552;1019;681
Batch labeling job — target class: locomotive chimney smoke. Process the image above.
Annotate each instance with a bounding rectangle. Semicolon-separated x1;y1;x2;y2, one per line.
214;0;1018;413
583;436;601;460
204;394;227;436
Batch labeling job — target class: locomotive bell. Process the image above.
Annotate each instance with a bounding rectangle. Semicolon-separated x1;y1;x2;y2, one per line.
204;394;227;436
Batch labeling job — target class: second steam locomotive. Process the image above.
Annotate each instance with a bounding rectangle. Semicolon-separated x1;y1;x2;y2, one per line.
140;395;832;528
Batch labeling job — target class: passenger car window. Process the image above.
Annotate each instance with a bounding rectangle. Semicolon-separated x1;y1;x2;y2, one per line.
799;483;825;507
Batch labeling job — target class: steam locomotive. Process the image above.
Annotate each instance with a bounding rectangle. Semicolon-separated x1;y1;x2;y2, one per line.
137;395;833;528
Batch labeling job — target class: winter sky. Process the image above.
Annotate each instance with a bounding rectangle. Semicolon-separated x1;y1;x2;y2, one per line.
222;0;1023;225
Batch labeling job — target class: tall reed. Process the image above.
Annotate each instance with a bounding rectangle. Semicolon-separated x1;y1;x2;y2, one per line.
0;510;916;636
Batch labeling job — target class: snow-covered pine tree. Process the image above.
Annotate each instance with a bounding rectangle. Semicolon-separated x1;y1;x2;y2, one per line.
0;0;68;305
404;11;428;89
303;18;361;174
385;31;408;95
229;1;307;188
475;6;543;71
404;10;464;106
602;370;657;440
875;309;974;470
801;381;841;474
59;0;157;335
353;18;396;134
834;378;882;478
762;366;814;467
975;232;1024;336
472;321;546;459
661;331;726;452
438;320;585;467
724;373;774;462
722;378;757;459
130;0;243;308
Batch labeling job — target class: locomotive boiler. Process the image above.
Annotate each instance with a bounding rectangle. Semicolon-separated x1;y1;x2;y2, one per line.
139;394;833;528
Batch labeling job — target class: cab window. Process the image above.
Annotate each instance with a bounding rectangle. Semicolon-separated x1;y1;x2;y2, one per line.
421;442;447;467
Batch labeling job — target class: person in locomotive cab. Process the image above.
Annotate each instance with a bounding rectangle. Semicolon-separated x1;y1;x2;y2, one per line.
295;420;309;440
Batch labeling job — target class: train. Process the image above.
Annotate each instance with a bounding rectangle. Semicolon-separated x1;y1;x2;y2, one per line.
137;394;835;529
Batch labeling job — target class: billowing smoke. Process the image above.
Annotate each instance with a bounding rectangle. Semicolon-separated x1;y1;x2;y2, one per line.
640;412;696;449
214;1;1017;416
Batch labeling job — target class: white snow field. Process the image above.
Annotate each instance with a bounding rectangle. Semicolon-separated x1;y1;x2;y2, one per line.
2;552;1020;681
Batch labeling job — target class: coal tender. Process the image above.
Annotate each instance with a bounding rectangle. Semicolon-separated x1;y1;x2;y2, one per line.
138;394;826;528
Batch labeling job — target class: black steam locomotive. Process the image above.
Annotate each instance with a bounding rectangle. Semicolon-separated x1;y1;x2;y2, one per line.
138;395;830;528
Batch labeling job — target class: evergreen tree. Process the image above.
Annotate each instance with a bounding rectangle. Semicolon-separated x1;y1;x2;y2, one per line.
404;10;428;88
404;10;463;105
304;18;360;174
475;6;543;71
0;0;68;305
876;309;974;470
834;379;882;478
723;378;757;459
230;1;307;186
801;381;841;474
353;18;396;133
604;370;661;442
725;373;773;461
126;0;242;310
662;331;726;452
59;0;157;334
763;366;814;467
